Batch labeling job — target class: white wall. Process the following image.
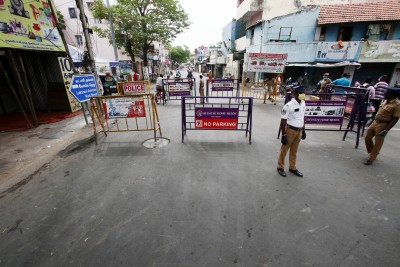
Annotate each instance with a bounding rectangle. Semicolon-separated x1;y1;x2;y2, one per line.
54;0;130;62
261;0;378;20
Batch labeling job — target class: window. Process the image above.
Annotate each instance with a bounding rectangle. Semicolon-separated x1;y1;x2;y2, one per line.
87;2;94;10
279;27;292;41
319;27;326;41
337;27;352;41
69;8;77;19
75;35;83;46
250;28;255;45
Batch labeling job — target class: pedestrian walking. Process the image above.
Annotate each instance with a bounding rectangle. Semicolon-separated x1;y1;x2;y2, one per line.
364;87;400;165
277;86;307;177
199;75;205;104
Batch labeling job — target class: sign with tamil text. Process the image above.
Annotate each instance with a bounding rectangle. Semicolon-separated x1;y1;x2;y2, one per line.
0;0;65;52
70;74;98;102
246;53;287;73
168;81;191;96
103;98;146;118
211;79;234;91
315;41;361;62
305;100;345;125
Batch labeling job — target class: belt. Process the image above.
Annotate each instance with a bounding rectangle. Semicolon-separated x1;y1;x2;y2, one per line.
375;118;391;124
288;125;303;131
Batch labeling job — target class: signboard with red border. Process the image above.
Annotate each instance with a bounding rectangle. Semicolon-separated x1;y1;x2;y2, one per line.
195;107;239;129
246;53;287;73
123;82;146;95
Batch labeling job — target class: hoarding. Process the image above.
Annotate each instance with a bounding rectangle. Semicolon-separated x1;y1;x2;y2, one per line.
246;53;287;73
0;0;65;52
58;57;82;112
315;41;361;62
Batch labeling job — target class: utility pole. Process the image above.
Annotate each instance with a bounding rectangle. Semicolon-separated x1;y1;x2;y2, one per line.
75;0;96;74
106;0;119;62
48;0;77;73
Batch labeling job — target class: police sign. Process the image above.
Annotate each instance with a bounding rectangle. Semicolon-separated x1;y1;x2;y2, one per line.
70;74;99;102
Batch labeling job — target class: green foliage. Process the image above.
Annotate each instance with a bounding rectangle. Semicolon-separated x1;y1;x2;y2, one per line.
56;10;66;30
91;0;190;66
169;45;190;64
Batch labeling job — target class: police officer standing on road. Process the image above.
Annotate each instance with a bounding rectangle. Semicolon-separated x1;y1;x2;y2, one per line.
364;87;400;165
277;86;307;177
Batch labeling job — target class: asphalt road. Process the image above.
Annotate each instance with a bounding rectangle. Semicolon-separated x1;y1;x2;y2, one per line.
1;73;400;266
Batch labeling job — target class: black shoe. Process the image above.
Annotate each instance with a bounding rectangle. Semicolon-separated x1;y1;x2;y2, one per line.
277;168;286;177
364;159;373;165
289;169;303;177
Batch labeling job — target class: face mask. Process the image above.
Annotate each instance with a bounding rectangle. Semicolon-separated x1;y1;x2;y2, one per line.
298;93;305;100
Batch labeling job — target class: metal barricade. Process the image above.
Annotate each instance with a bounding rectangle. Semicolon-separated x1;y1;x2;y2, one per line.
206;78;240;98
90;93;162;144
240;81;278;104
277;86;369;148
163;78;197;101
181;96;253;144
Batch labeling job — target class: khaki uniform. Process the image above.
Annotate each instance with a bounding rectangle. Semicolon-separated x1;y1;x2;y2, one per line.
278;98;306;170
199;79;205;103
365;98;400;161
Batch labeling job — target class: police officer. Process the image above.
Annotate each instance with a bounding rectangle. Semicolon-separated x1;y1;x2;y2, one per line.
364;87;400;165
277;86;307;177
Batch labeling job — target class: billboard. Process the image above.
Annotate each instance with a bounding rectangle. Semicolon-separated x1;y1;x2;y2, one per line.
315;41;361;62
246;53;287;73
0;0;65;52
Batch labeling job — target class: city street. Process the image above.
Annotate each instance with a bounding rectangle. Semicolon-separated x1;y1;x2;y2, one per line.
0;75;400;266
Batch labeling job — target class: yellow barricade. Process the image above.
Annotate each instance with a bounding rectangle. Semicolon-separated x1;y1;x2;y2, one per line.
117;80;151;95
241;81;278;104
90;93;161;144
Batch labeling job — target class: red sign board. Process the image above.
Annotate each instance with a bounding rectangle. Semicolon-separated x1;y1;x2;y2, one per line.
127;101;146;117
123;82;146;94
195;107;239;129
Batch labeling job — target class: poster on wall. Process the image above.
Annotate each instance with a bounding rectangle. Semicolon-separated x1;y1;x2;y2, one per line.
245;53;287;73
0;0;65;51
58;57;82;112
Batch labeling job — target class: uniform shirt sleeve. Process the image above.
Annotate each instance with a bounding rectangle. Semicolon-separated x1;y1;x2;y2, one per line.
394;101;400;117
281;103;290;119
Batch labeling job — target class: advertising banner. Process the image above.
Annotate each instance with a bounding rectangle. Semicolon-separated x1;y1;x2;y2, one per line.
123;82;146;95
211;79;234;91
359;40;400;63
315;41;361;62
195;107;239;129
58;57;82;112
305;100;346;125
0;0;65;52
103;98;146;118
168;82;191;96
246;53;287;73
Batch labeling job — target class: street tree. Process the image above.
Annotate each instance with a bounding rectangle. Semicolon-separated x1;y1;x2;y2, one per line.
92;0;190;74
169;45;190;65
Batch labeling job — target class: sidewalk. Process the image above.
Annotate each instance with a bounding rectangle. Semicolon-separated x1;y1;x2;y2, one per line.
0;114;93;196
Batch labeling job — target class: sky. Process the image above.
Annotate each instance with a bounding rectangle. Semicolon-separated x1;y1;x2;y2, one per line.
172;0;237;52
